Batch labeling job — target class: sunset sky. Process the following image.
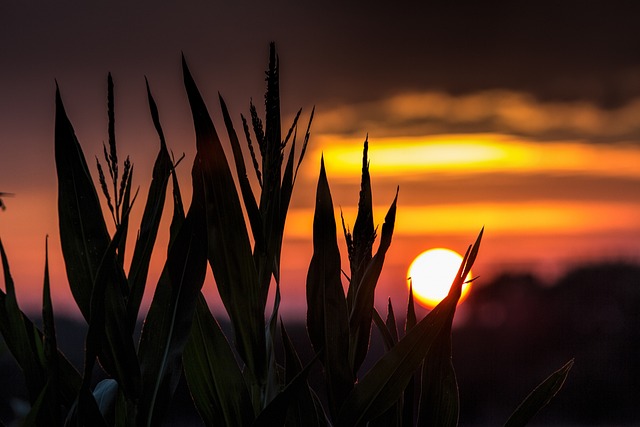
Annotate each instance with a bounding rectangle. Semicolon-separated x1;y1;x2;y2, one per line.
1;1;639;318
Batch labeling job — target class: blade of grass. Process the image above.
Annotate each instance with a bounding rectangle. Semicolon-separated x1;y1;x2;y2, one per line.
281;321;328;426
252;353;319;427
417;320;459;427
182;56;266;388
55;84;112;321
126;79;173;328
338;230;482;426
79;219;141;407
138;159;208;426
41;237;60;425
349;189;398;374
346;138;375;312
0;239;46;402
372;307;396;352
183;294;254;426
219;94;263;252
504;359;574;427
402;283;417;427
337;300;455;426
306;157;353;419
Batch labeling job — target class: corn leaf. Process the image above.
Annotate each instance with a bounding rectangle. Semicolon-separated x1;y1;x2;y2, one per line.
281;321;328;427
252;353;319;427
182;56;266;386
338;230;482;426
56;86;142;401
402;284;417;427
372;307;395;352
0;239;46;403
265;281;282;404
416;325;458;427
337;299;455;426
416;230;483;427
138;160;208;426
349;189;398;374
346;138;375;312
183;294;254;426
0;297;80;412
79;220;141;405
405;282;417;333
126;79;173;327
93;379;118;425
55;85;111;321
219;94;263;252
40;238;60;425
504;359;574;427
168;156;186;249
306;157;353;419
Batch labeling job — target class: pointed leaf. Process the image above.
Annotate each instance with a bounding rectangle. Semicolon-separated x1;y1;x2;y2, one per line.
182;56;266;386
0;239;46;402
281;321;328;427
349;189;398;373
372;307;395;352
337;300;456;426
168;156;186;249
55;85;111;321
183;294;254;426
306;157;353;418
346;137;375;312
126;79;173;327
252;353;319;427
138;160;208;426
41;238;60;425
504;359;574;427
417;324;458;427
0;296;80;412
219;94;263;252
80;220;141;402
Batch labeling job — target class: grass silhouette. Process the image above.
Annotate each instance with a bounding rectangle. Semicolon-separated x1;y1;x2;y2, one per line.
0;44;571;426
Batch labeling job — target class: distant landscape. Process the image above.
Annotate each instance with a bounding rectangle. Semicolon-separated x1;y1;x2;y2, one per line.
1;261;637;426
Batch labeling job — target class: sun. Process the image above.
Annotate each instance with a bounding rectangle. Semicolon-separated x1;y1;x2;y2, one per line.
407;248;473;309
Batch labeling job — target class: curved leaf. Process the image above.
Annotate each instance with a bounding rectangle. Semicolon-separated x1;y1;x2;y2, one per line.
504;359;574;427
346;137;375;312
55;85;111;321
182;55;266;388
338;230;482;426
349;189;398;373
183;294;254;426
0;239;45;402
138;159;208;426
306;157;353;418
126;79;173;327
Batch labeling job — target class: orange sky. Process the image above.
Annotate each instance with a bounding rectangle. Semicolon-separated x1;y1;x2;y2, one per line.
2;2;640;319
1;104;639;319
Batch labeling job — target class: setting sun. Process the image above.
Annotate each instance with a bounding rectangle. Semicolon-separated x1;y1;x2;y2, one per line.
408;248;473;309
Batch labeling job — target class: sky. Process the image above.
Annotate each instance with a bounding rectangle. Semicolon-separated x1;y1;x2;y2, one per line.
1;1;639;318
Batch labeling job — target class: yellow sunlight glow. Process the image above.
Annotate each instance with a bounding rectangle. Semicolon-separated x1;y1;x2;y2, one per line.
284;201;640;239
408;248;472;309
314;134;640;179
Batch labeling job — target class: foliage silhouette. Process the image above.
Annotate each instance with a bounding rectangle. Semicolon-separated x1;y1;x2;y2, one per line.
0;44;571;426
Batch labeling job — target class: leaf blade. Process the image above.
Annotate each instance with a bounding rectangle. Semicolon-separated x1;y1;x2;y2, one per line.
183;294;254;426
504;359;574;427
306;157;353;418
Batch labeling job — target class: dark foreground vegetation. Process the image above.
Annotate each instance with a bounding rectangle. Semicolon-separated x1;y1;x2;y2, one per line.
1;262;637;425
0;44;578;425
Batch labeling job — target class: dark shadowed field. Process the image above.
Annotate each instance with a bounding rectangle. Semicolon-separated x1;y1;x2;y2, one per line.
1;262;638;426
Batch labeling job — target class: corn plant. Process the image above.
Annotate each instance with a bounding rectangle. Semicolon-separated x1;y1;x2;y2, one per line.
0;43;572;426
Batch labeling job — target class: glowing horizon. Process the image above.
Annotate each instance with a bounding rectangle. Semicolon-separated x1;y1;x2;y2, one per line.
313;133;640;180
